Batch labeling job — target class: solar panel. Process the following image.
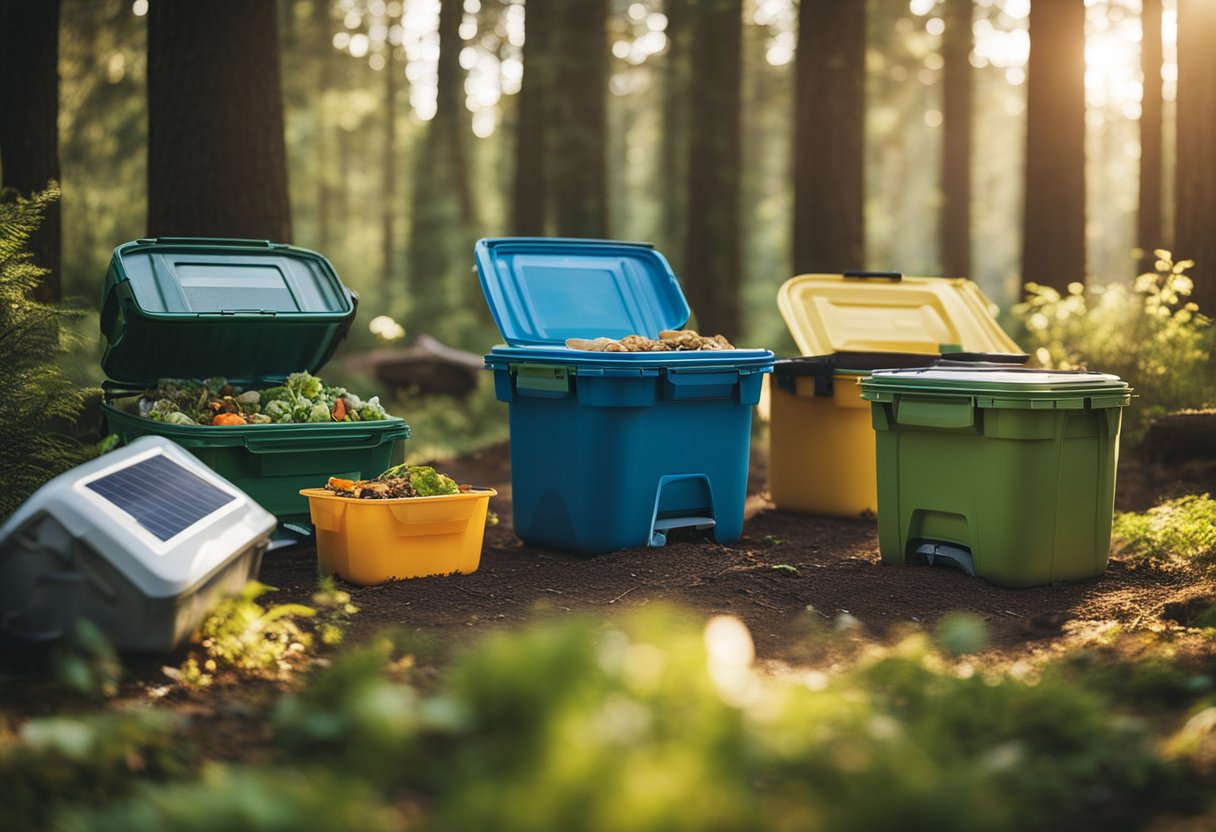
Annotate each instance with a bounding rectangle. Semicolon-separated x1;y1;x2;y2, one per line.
85;453;236;541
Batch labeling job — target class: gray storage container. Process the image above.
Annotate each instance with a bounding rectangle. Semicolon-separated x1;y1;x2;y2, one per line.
0;435;275;651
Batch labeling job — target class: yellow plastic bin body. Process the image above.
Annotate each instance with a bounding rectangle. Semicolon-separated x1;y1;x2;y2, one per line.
769;370;878;517
769;273;1023;517
300;488;496;585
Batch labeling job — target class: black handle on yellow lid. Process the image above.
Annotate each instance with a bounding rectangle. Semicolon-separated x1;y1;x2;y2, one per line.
843;270;902;281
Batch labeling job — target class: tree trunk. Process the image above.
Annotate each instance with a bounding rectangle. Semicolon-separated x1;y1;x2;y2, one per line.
683;0;743;339
1137;0;1164;274
146;0;291;241
1021;0;1086;290
437;0;476;228
0;0;62;302
1175;0;1216;313
382;49;399;286
550;0;609;238
661;0;691;272
314;0;334;253
940;0;972;278
407;0;473;333
793;0;865;274
511;0;553;236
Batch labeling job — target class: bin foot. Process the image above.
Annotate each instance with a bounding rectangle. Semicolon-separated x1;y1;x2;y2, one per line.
649;516;717;547
914;542;975;576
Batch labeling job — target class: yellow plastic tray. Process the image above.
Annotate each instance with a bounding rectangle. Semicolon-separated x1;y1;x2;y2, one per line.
300;487;496;585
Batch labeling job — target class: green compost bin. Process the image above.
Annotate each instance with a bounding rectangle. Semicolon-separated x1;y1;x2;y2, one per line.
859;366;1132;588
98;237;409;533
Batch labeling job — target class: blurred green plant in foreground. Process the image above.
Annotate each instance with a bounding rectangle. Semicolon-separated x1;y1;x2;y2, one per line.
1012;251;1216;443
7;608;1210;831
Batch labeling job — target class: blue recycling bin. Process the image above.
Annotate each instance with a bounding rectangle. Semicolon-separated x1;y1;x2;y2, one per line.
477;238;774;554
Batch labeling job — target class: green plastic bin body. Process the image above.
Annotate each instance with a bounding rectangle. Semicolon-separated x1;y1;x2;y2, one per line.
860;367;1131;588
98;238;409;530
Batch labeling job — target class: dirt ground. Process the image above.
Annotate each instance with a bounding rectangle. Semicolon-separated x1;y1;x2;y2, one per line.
255;439;1216;671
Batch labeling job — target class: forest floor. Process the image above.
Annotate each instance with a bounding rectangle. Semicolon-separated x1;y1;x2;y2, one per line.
264;439;1216;669
4;440;1216;762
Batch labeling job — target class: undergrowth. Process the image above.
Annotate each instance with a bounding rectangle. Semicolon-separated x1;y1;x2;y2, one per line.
5;611;1213;831
1112;494;1216;576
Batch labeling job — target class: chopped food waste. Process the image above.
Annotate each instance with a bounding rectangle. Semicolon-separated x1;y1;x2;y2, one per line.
565;329;735;352
324;464;469;499
130;372;394;426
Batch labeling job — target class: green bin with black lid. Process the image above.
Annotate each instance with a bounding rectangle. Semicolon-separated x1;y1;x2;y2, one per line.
860;365;1132;588
98;237;410;534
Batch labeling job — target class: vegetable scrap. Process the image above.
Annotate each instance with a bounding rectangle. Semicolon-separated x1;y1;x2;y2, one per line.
324;464;468;500
132;372;394;426
565;329;735;352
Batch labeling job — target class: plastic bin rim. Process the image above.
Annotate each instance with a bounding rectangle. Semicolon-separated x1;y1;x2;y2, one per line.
864;367;1126;387
484;345;774;368
299;487;497;504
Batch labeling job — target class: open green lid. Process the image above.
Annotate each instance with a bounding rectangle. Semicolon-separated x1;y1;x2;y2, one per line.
100;238;357;388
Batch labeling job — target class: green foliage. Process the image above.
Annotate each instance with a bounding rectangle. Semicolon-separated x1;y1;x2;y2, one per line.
0;184;98;519
53;765;406;832
390;376;509;465
272;635;421;779
52;619;123;699
270;611;1201;831
1011;252;1216;442
10;611;1216;830
1112;495;1216;576
0;710;191;831
168;582;318;686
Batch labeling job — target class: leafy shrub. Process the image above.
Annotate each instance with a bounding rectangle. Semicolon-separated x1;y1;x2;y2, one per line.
266;610;1193;831
53;766;406;832
1011;251;1216;442
0;711;192;831
167;582;319;686
1112;494;1216;576
0;184;99;518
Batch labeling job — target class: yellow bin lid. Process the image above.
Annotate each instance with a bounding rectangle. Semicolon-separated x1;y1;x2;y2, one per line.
776;272;1021;357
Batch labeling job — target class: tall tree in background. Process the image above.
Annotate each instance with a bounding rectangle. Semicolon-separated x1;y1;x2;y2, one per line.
1021;0;1086;290
147;0;291;240
550;0;609;237
940;0;972;278
1137;0;1164;272
661;0;691;273
512;0;554;236
382;36;402;286
684;0;743;338
793;0;865;274
407;0;475;332
1175;0;1216;312
0;0;62;302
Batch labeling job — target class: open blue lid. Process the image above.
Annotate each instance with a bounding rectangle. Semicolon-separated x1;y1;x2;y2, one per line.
474;238;691;347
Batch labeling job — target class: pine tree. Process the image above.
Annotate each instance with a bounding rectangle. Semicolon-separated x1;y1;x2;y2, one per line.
0;185;95;518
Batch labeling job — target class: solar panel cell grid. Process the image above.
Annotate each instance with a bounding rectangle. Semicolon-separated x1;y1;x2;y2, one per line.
85;454;236;541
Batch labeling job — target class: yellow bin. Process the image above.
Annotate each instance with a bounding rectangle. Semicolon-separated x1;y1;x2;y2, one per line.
300;488;496;585
768;272;1022;517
